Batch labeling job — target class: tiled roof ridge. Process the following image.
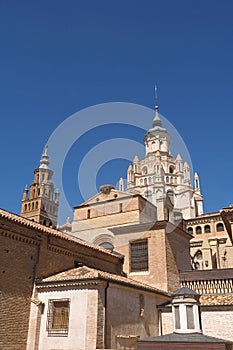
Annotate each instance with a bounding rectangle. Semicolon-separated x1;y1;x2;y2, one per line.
38;265;170;297
200;294;233;306
0;208;120;259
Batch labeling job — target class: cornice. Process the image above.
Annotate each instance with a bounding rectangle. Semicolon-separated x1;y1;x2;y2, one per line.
0;208;121;262
186;216;222;225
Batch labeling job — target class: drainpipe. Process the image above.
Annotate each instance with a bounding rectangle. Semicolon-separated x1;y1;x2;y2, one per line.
104;282;109;349
158;307;163;336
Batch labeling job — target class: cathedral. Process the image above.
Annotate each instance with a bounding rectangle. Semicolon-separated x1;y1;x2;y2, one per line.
1;98;233;350
124;103;203;221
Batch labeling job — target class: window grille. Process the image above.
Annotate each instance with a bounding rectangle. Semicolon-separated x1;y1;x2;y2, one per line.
130;240;148;272
47;299;70;336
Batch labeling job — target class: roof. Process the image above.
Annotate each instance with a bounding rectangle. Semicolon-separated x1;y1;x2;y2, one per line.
139;332;233;344
172;287;199;297
0;208;121;260
74;188;140;209
186;212;221;222
36;265;170;297
200;295;233;306
180;268;233;281
110;220;190;238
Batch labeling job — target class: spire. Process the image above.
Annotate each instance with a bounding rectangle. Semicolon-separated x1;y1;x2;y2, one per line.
152;85;162;128
39;144;50;169
194;172;200;191
119;177;124;192
22;185;28;201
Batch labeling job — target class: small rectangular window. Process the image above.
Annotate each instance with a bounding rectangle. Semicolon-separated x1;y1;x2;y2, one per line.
186;305;195;329
119;203;123;213
47;299;70;336
130;240;148;272
87;209;91;219
174;306;180;329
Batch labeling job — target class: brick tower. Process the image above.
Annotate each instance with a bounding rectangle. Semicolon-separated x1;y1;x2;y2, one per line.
20;145;59;228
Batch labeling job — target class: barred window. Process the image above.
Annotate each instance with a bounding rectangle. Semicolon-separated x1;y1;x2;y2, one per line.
47;299;70;336
130;240;148;272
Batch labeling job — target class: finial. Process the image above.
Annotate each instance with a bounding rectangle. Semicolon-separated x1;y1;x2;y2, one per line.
39;144;50;169
43;144;48;156
152;84;162;128
154;84;159;110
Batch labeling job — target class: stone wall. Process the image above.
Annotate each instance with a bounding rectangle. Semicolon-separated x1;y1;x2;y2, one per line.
202;309;233;341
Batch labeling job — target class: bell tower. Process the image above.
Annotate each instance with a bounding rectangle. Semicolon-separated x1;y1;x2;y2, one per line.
20;145;59;228
122;87;204;220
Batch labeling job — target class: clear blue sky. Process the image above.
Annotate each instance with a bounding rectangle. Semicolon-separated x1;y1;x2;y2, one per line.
0;0;233;224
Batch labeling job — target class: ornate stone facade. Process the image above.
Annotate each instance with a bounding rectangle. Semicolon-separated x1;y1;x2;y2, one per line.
186;207;233;270
122;105;204;221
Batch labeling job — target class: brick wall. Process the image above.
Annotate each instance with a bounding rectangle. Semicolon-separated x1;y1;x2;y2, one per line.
0;214;122;350
165;227;192;292
0;231;38;350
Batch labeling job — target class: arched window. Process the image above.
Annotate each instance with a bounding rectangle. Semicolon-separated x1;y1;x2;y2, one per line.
99;242;114;252
32;202;34;210
149;177;152;185
166;176;169;183
24;204;27;212
187;227;193;234
142;166;148;175
195;250;202;260
156;189;162;199
144;178;147;185
192;250;203;270
216;223;224;232
196;226;202;234
169;166;175;174
35;201;38;209
204;225;211;233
